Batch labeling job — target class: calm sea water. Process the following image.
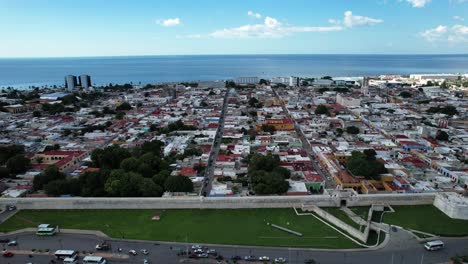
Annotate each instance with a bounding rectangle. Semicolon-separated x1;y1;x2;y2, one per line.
0;54;467;88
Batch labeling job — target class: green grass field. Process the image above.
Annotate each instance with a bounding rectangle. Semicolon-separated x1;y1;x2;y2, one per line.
0;209;359;249
382;205;468;236
350;207;371;221
322;208;363;230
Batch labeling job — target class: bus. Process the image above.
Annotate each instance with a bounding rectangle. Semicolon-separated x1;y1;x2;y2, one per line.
54;250;77;260
36;224;57;236
83;256;107;264
424;240;444;251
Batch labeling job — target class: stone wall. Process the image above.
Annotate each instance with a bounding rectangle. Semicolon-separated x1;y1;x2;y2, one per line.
0;193;436;210
433;193;468;220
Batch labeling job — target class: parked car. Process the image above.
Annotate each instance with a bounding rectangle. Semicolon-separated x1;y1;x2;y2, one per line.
244;255;256;261
7;241;17;246
95;242;110;251
191;245;202;250
6;205;16;211
129;249;137;256
3;251;14;257
207;249;216;255
197;253;208;258
231;255;242;261
188;254;198;259
275;257;287;263
259;256;270;261
141;249;149;255
0;238;10;243
143;259;149;264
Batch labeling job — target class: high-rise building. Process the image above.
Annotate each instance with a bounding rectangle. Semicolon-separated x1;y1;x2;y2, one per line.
65;75;78;91
79;75;92;88
289;76;300;87
235;77;259;85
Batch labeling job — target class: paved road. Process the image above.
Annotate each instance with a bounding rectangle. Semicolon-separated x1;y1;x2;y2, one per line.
0;208;17;224
272;88;333;189
200;88;231;197
1;228;467;264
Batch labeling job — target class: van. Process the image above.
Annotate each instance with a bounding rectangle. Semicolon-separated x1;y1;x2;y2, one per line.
424;240;444;251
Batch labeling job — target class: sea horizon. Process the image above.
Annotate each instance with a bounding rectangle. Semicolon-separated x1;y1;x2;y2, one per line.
1;54;467;89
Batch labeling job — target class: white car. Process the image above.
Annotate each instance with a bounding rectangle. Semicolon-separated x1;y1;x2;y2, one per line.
191;245;202;250
259;256;270;261
141;249;149;255
129;249;137;256
7;241;17;246
143;259;149;264
275;257;287;263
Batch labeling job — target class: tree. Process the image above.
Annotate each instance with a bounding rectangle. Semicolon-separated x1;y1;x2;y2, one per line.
153;170;171;186
115;112;126;120
33;165;66;190
346;126;360;134
104;170;143;197
139;178;163;197
336;128;343;136
347;151;387;180
321;76;333;80
249;154;280;172
6;154;31;175
435;130;449;141
0;145;24;164
261;124;276;134
248;97;259;107
399;91;412;98
79;171;108;197
259;79;268;85
33;110;42;117
120;157;142;172
164;176;194;192
91;145;131;169
0;167;10;179
314;104;329;115
116;102;132;111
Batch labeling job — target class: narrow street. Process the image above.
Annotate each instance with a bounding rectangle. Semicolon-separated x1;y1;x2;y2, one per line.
200;88;231;196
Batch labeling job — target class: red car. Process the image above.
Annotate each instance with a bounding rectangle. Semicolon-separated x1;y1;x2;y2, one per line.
3;251;14;257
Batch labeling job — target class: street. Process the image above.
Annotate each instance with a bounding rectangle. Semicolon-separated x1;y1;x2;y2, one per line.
1;229;467;264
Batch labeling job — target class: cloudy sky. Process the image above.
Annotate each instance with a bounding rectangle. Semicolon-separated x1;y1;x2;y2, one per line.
0;0;467;57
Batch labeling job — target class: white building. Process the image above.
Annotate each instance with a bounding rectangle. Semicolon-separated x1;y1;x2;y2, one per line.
235;77;259;85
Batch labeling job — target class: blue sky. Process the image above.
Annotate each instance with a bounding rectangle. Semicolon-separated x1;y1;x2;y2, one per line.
0;0;467;57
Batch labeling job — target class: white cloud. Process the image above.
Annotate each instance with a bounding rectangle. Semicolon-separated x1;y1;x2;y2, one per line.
247;10;262;19
209;16;343;38
420;24;468;42
420;25;447;41
407;0;431;8
453;16;465;21
156;18;181;27
328;19;341;25
343;11;383;28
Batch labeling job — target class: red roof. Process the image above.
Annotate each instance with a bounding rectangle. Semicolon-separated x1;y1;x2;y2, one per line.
303;171;323;182
179;167;197;177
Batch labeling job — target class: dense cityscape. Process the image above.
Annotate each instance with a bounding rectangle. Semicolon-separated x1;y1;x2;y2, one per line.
0;72;468;263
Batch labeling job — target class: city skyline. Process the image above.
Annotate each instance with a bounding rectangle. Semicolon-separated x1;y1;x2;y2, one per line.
0;0;467;58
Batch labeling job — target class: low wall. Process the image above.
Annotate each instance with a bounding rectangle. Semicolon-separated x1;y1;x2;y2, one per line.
0;193;436;210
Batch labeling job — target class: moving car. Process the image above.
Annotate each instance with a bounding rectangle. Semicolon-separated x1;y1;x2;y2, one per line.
207;249;217;255
197;253;208;258
141;249;149;255
129;249;137;256
3;251;14;257
143;259;149;264
6;205;16;211
0;238;10;243
275;257;287;263
7;240;17;246
95;242;110;251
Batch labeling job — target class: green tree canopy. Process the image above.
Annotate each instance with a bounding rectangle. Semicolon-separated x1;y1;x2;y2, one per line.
6;154;31;175
164;175;194;193
314;104;329;115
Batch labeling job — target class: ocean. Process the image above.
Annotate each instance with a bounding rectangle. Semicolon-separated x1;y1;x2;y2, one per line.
0;54;467;89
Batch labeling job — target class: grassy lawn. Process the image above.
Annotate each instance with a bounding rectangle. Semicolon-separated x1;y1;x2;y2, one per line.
322;208;362;230
382;205;468;236
0;209;359;249
350;207;370;221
